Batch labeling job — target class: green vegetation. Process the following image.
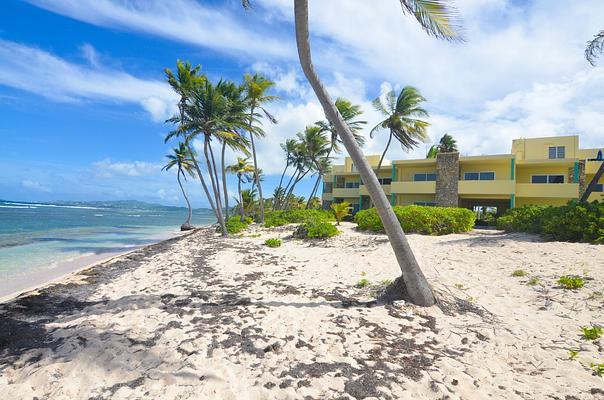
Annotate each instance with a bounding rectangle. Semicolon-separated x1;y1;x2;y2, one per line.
496;202;604;244
454;283;465;290
225;216;252;234
568;349;579;360
264;209;334;227
527;277;541;286
331;201;351;225
558;275;585;290
354;205;475;235
589;291;604;300
591;363;604;377
356;278;371;288
294;221;339;239
264;238;282;248
581;326;603;340
511;269;528;277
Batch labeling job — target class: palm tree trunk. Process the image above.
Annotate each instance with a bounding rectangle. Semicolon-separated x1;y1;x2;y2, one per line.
177;168;193;226
237;175;245;222
294;0;435;306
377;130;393;173
221;141;229;219
285;169;309;210
203;135;227;236
276;167;297;210
306;173;322;208
186;143;219;222
248;106;265;223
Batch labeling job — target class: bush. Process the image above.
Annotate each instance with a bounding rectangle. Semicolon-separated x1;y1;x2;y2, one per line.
354;205;475;235
264;209;334;227
558;275;585;289
497;201;604;244
581;325;602;340
294;221;339;239
225;216;252;234
511;269;527;277
264;238;282;248
330;201;351;225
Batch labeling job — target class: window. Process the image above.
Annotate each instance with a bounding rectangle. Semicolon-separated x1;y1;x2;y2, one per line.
378;178;392;185
594;184;603;192
531;175;565;184
464;172;495;181
548;146;565;159
323;182;333;193
345;181;360;189
414;201;437;207
414;173;436;182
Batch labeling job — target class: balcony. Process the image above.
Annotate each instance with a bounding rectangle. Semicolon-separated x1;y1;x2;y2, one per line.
359;184;391;196
516;183;579;198
586;160;603;175
458;180;515;196
322;192;333;201
332;188;360;198
391;181;436;194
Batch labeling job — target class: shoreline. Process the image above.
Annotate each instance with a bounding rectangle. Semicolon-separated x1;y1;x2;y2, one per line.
0;227;199;304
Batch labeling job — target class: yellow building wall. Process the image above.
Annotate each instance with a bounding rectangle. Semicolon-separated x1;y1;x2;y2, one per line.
512;136;579;161
515;165;570;184
515;197;570;207
396;165;437;182
393;194;436;206
459;161;511;180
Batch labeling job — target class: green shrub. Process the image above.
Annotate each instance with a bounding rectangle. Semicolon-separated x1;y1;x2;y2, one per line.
294;221;339;239
264;238;282;248
591;363;604;377
581;325;602;340
354;205;475;235
527;277;541;286
558;275;585;289
331;201;351;225
225;216;252;234
497;201;604;244
264;209;334;227
356;278;370;288
511;269;528;277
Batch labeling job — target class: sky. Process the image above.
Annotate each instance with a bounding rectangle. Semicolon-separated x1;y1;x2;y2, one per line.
1;0;603;207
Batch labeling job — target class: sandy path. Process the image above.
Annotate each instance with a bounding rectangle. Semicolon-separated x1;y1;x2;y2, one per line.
0;223;602;399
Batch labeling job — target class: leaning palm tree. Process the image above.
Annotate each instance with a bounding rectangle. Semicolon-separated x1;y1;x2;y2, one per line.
316;97;367;158
162;142;197;231
227;157;255;221
242;73;278;224
265;0;463;307
371;86;430;172
586;30;604;66
307;155;332;208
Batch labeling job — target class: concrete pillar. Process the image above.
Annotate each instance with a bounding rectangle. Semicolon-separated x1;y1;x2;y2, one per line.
436;152;459;207
578;160;586;198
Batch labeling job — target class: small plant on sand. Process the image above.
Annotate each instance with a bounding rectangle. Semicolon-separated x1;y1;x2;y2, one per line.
568;349;579;360
589;291;603;300
591;363;604;377
558;275;585;290
248;233;262;238
511;269;528;277
581;325;603;341
527;277;541;286
264;238;282;248
381;279;393;286
330;201;351;225
356;278;370;288
454;283;465;290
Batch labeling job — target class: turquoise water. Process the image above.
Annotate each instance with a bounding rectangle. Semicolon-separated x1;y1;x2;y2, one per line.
0;199;215;296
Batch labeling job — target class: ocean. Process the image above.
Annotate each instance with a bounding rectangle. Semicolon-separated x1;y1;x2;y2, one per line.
0;199;216;298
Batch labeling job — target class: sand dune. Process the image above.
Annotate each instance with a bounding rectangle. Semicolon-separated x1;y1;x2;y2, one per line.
1;223;602;399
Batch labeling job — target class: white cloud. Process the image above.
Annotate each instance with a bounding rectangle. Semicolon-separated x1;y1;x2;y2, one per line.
93;159;164;178
0;39;177;122
79;43;100;67
22;180;51;193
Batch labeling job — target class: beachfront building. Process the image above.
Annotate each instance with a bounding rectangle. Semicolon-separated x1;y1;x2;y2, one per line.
322;135;604;215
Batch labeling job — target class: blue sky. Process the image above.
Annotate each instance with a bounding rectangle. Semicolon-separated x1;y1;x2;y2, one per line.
1;0;603;207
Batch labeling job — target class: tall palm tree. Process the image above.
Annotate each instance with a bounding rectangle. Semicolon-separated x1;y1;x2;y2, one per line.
586;30;604;66
316;97;367;158
306;155;332;208
162;142;196;231
164;61;220;229
286;0;462;307
438;133;457;153
371;86;430;172
243;73;278;224
227;157;255;221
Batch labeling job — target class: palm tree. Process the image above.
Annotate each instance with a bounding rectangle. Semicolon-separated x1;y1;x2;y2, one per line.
286;0;462;307
162;142;196;231
243;73;278;224
438;133;457;153
306;155;332;208
371;86;430;172
164;61;221;229
586;31;604;66
316;97;366;158
426;144;438;159
227;157;255;221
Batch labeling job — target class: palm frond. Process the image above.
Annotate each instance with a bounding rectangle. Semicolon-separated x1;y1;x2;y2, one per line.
399;0;464;42
586;30;604;66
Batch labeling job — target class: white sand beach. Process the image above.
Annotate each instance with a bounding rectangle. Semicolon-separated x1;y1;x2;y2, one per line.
0;224;602;399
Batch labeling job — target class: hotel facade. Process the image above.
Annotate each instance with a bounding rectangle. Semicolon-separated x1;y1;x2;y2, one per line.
322;135;604;214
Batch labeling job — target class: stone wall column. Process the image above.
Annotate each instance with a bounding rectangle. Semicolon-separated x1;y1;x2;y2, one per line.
578;160;586;198
436;152;459;207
